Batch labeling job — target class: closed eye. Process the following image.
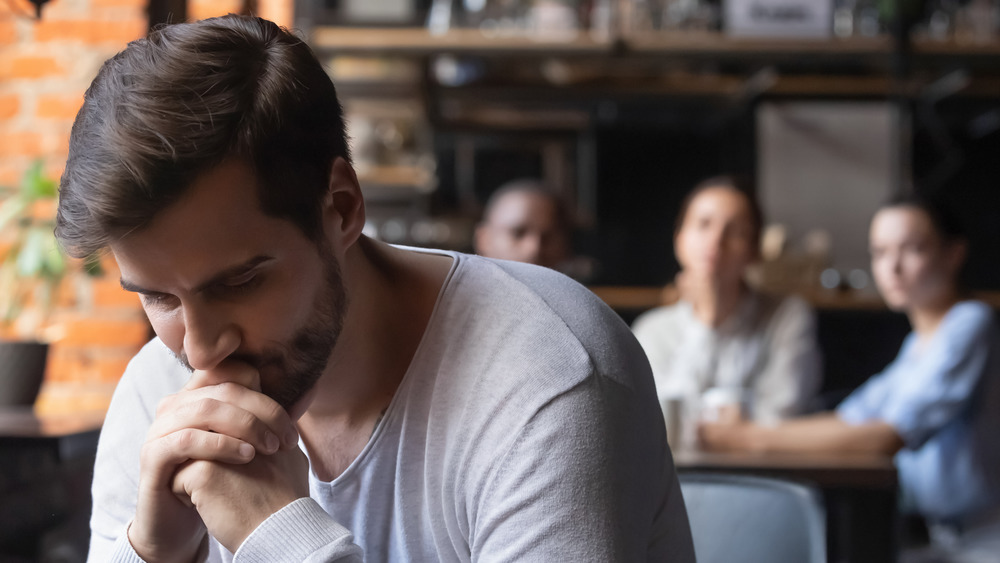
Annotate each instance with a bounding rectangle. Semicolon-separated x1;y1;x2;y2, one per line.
139;291;176;308
213;272;264;297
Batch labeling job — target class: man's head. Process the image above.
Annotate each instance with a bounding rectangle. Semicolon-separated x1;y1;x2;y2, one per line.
56;16;361;414
474;179;570;269
57;14;350;258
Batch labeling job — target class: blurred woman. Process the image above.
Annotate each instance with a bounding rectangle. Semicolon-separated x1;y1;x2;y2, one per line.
632;176;821;425
700;194;1000;561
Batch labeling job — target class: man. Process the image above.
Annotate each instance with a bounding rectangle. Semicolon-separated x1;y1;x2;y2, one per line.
473;179;570;270
57;15;693;562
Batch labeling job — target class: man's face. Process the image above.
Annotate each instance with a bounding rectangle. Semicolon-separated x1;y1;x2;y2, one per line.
110;160;346;413
475;191;568;269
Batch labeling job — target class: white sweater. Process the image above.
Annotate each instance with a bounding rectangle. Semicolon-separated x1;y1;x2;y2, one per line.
89;251;695;562
632;291;822;424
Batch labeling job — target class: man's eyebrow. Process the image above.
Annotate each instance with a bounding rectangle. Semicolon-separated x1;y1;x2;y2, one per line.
119;255;274;295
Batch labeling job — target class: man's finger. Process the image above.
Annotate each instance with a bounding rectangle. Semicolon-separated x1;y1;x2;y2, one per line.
184;360;262;392
151;390;289;454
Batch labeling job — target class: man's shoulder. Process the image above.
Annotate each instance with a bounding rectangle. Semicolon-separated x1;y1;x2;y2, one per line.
458;255;645;366
451;254;612;330
413;253;651;400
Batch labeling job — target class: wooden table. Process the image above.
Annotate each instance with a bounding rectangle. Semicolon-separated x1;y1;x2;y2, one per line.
673;448;899;563
673;448;897;488
0;407;105;561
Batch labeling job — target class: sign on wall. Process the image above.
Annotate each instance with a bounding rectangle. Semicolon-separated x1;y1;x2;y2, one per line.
724;0;833;37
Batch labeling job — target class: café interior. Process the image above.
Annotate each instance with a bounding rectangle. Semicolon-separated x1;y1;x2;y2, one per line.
1;0;999;561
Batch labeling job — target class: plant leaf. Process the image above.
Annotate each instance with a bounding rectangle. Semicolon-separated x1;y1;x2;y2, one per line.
16;226;47;278
42;233;66;278
0;197;28;233
83;253;105;277
23;160;57;200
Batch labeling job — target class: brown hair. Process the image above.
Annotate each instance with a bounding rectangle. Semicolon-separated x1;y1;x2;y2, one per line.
674;175;763;247
56;15;350;258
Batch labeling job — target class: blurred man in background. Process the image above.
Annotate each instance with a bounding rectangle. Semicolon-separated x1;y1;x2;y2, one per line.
474;179;571;270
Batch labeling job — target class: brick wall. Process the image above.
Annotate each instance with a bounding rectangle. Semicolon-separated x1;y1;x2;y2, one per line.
0;0;294;413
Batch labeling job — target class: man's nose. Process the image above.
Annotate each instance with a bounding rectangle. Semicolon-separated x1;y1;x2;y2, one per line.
181;302;240;371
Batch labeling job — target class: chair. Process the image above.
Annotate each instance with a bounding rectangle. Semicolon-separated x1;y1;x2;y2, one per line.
679;473;827;563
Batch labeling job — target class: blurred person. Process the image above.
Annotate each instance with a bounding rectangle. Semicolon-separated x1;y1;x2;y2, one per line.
58;15;694;563
474;179;571;270
631;176;822;426
700;194;1000;563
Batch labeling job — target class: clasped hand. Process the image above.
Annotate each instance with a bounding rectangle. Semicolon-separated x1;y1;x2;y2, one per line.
128;361;307;561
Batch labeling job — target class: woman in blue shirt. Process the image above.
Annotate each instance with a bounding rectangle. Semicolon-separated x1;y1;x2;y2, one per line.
700;195;1000;559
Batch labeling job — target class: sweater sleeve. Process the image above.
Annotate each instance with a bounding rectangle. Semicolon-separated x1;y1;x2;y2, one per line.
88;341;173;563
88;340;364;563
235;498;363;562
838;302;994;449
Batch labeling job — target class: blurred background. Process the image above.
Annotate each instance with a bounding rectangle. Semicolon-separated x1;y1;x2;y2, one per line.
0;0;998;559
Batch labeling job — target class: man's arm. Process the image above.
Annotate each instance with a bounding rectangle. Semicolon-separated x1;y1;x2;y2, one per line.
126;362;299;562
91;345;364;562
699;412;904;455
471;375;695;562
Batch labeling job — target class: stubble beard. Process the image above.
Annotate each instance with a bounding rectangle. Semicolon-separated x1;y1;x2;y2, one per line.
176;249;347;412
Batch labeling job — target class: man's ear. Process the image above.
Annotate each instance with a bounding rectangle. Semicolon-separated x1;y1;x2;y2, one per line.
322;157;366;252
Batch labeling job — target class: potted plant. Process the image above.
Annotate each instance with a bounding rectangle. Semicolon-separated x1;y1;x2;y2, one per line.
0;160;99;406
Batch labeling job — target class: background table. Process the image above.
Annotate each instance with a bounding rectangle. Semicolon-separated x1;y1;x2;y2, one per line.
674;448;899;563
0;407;104;562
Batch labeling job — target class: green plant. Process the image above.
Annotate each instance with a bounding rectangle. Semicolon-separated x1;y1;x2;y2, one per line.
0;161;98;338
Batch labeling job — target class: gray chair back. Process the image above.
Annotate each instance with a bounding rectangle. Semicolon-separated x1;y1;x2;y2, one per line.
680;473;826;563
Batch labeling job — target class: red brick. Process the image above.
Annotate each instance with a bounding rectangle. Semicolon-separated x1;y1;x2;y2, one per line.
37;93;83;120
93;354;135;383
0;1;33;17
189;0;243;21
256;0;294;27
0;21;16;46
58;315;150;347
98;254;122;277
35;384;115;414
0;94;19;119
92;277;141;308
3;56;61;79
46;345;137;384
0;131;43;155
27;197;56;221
34;19;146;44
93;0;147;7
0;164;21;185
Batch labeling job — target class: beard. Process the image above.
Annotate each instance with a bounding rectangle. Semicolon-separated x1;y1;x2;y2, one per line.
177;247;347;412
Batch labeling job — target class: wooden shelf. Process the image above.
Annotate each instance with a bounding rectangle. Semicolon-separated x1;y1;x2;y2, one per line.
912;37;1000;56
311;26;1000;61
311;27;613;57
626;32;891;56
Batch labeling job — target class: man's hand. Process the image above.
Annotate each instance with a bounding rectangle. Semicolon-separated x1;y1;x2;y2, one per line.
172;438;309;552
128;362;300;562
